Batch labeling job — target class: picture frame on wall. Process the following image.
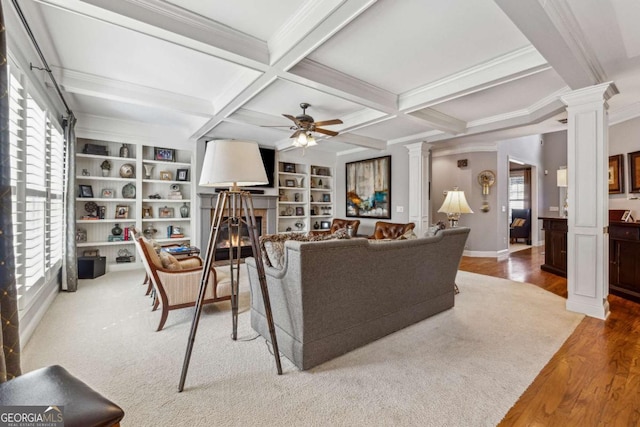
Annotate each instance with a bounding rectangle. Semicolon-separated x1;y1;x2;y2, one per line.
609;154;624;194
629;151;640;193
154;147;175;162
345;155;391;219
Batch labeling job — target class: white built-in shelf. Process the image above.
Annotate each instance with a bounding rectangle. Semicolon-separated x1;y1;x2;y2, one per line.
76;198;135;203
76;176;136;182
77;219;136;224
77;153;134;161
77;241;135;247
142;198;188;203
143;179;190;184
142;159;191;167
142;218;190;222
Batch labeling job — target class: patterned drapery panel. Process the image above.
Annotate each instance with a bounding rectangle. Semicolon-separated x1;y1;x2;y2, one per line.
0;3;22;382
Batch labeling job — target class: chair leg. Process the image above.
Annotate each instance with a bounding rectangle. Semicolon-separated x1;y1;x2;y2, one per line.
152;297;159;312
144;274;152;295
157;307;169;331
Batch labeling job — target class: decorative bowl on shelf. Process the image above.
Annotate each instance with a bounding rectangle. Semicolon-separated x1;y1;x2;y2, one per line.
122;183;136;199
119;163;135;178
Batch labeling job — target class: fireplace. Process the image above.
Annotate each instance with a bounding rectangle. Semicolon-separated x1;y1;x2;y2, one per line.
214;216;262;261
211;208;267;261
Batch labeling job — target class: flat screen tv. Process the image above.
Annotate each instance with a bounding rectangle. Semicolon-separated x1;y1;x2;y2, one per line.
258;147;276;188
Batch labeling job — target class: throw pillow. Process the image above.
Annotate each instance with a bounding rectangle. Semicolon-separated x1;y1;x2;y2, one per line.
159;251;182;271
512;218;526;227
425;222;446;237
397;229;418;240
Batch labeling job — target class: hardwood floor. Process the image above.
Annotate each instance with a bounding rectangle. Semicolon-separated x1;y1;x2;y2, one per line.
460;246;640;426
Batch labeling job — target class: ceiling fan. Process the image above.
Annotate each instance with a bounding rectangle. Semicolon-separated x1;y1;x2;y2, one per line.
272;103;343;148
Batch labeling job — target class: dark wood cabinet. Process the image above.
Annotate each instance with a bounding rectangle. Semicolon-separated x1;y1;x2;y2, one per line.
540;217;568;277
609;222;640;302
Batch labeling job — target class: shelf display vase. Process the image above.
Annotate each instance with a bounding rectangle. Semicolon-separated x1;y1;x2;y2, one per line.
143;164;154;179
111;223;123;236
119;143;130;158
180;202;189;218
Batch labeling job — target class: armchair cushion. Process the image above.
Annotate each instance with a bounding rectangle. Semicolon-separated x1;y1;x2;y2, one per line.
159;251;183;270
141;238;163;269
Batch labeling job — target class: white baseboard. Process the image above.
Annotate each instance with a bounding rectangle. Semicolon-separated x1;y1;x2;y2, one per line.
463;249;509;258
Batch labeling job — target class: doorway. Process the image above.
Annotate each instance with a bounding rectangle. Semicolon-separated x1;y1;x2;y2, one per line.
508;160;535;253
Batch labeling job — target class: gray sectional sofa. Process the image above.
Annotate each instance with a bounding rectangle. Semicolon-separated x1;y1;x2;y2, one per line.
245;227;470;370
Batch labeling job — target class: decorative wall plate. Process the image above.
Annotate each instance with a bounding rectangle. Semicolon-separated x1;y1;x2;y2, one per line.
122;183;136;199
84;201;98;215
119;163;135;178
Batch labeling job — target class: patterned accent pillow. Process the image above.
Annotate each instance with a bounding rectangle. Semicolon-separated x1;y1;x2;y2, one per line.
259;230;351;269
396;229;418;240
159;251;182;270
425;222;446;237
512;218;526;227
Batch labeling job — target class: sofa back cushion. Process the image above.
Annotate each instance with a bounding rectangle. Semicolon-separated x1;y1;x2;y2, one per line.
260;231;350;269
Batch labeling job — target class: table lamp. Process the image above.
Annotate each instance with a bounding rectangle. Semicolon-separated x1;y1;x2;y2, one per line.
438;187;473;227
179;140;282;392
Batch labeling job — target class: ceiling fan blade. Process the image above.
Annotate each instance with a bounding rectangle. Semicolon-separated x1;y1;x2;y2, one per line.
290;129;302;139
314;128;339;137
260;125;293;128
283;114;302;126
314;119;343;127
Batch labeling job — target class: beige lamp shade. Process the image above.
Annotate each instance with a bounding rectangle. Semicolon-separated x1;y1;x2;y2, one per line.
438;189;474;215
199;140;268;187
557;168;567;187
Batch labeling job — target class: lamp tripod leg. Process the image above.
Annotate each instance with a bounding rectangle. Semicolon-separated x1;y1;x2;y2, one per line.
244;193;283;375
178;192;227;392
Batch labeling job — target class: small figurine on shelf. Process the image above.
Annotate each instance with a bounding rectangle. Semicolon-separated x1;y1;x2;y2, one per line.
119;143;130;158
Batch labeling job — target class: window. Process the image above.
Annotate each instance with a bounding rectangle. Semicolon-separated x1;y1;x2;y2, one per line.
508;170;527;224
9;68;65;313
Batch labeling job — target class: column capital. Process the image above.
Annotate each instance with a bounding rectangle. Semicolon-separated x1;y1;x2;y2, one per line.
405;141;432;155
560;82;618;106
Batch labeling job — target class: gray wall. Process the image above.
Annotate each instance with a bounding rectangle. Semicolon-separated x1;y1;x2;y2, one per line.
540;131;568;216
610;117;640;212
334;145;410;236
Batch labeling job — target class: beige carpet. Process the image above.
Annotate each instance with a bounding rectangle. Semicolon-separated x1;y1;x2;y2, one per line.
22;268;583;426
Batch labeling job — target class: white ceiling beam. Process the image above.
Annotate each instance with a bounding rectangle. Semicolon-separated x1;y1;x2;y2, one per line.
268;0;346;65
399;46;550;111
408;108;467;135
34;0;270;70
329;133;386;150
286;59;397;111
191;0;379;140
494;0;615;91
51;66;215;117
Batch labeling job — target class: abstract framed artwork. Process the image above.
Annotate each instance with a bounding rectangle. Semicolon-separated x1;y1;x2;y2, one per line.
629;151;640;193
346;155;391;219
609;154;624;194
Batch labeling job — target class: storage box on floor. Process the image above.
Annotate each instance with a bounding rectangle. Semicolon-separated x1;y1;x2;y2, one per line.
77;256;106;279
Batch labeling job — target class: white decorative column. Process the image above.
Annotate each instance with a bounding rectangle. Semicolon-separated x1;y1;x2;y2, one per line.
406;142;432;235
561;83;616;319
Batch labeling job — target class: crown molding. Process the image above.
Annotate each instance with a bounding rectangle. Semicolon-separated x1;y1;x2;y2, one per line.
399;46;549;111
610;102;640;126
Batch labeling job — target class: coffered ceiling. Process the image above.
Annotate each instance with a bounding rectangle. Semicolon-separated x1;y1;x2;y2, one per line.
6;0;640;153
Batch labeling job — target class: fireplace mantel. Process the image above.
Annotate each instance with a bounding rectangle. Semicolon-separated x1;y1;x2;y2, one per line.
198;192;278;251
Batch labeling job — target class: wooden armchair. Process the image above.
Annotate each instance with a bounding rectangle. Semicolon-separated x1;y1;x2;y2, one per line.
369;221;415;240
137;237;231;331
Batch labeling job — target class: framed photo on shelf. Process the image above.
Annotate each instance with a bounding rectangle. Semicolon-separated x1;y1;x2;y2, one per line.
79;185;94;198
295;207;304;216
283;163;296;173
346;155;391;219
629;151;640;193
285;179;296;187
160;171;172;181
322;194;331;202
609;154;624;194
621;210;634;222
115;205;129;219
320;220;331;229
101;188;115;198
142;206;153;218
176;169;189;181
154;147;175;162
159;206;174;218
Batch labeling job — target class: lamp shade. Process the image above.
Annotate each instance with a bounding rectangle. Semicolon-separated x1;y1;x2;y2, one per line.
438;189;474;214
199;140;268;187
557;168;567;187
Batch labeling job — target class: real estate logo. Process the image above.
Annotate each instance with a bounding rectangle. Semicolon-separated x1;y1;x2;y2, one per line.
0;405;64;427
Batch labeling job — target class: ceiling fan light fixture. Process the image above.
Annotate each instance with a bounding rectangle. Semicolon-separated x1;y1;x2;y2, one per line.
296;132;308;146
307;133;317;147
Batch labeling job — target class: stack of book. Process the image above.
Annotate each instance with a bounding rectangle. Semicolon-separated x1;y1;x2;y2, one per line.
167;190;183;200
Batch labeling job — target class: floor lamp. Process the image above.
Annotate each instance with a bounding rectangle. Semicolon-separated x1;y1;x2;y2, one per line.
178;140;282;392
